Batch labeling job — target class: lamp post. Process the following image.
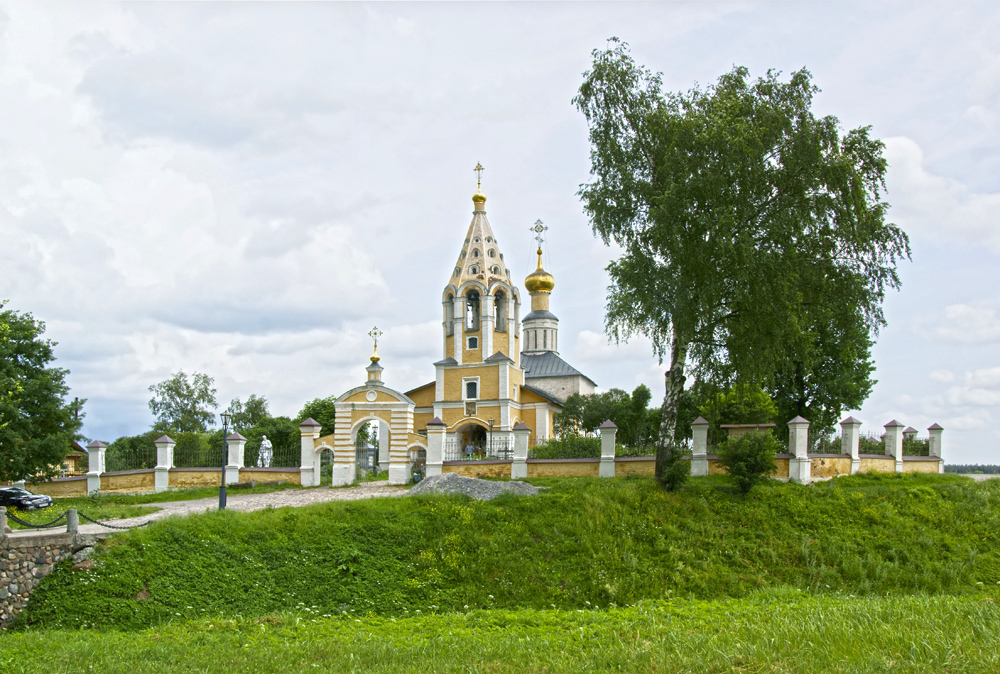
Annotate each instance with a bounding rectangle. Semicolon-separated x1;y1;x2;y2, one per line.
488;418;494;458
219;411;231;510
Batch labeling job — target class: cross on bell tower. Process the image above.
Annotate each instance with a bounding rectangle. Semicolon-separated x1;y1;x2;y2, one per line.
366;325;384;385
531;219;547;249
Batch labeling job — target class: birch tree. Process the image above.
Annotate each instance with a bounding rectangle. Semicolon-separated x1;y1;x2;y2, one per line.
574;40;909;487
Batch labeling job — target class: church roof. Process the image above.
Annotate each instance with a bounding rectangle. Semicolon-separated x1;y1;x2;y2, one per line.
521;383;564;405
448;188;513;293
520;351;596;386
523;309;558;322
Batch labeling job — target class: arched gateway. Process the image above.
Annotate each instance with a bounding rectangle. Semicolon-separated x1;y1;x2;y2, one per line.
300;345;420;487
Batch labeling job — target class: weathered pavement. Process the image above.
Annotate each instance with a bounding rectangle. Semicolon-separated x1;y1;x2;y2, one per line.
8;481;408;539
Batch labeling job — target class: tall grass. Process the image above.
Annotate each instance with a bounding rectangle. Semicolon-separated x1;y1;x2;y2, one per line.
20;473;1000;631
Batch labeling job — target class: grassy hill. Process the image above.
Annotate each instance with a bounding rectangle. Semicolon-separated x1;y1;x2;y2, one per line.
20;473;1000;631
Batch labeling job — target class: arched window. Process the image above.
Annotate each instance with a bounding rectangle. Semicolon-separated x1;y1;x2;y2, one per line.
491;265;501;275
473;249;480;258
469;265;479;275
488;249;496;258
445;293;454;335
466;290;480;331
453;267;460;277
460;250;466;258
495;290;508;332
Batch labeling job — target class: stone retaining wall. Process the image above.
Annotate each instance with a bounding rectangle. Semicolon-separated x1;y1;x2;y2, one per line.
0;508;98;629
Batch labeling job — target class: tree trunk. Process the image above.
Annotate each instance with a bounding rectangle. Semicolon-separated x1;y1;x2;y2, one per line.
655;334;688;481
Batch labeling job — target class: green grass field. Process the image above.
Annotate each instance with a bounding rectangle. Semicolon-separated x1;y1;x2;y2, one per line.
8;473;1000;671
4;593;999;672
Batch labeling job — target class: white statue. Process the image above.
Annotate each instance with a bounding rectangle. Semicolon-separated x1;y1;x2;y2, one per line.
258;435;273;468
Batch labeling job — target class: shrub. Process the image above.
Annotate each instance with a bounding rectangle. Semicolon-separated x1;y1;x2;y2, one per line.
717;431;781;495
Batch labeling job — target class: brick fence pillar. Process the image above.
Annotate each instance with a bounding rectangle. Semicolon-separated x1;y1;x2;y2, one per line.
788;416;811;484
840;416;862;475
86;440;106;495
599;420;617;478
928;423;944;473
154;435;175;493
512;422;531;479
426;417;446;478
884;420;904;473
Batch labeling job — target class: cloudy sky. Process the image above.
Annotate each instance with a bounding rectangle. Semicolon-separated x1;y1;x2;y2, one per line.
1;1;998;463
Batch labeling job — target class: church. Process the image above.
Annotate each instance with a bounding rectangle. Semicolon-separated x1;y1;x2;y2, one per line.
303;168;596;487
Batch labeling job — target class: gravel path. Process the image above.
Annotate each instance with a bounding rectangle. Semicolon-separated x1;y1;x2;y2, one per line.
9;481;408;539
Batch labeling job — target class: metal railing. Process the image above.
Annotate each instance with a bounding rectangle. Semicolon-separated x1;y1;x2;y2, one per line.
104;446;156;472
858;432;886;455
444;438;513;462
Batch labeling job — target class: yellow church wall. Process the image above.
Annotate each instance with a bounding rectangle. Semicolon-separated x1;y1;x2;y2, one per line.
463;335;484;364
613;458;655;477
493;330;510;358
903;459;942;474
772;458;790;479
100;470;155;493
239;468;302;484
407;383;435;407
527;459;598;477
413;412;433;433
811;456;851;478
860;457;896;473
168;469;221;489
445;335;454;358
443;365;500;400
25;477;88;498
443;462;510;478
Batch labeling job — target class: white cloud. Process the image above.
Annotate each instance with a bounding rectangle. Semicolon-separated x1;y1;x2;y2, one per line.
929;369;955;383
934;305;1000;344
945;386;1000;407
885;136;1000;251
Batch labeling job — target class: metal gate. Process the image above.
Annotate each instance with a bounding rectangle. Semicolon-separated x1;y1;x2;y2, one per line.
355;445;379;482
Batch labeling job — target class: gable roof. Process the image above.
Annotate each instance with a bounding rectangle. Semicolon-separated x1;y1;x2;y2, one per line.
520;351;596;386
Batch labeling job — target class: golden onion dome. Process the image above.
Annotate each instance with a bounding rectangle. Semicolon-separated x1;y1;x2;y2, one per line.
524;248;555;293
370;344;380;363
472;189;487;205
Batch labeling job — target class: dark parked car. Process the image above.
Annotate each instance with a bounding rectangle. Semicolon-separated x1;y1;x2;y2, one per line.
0;487;53;511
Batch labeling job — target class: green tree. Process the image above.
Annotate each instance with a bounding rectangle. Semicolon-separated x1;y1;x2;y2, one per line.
297;396;337;436
148;371;218;434
226;394;271;431
766;280;876;437
574;41;909;487
0;302;84;482
556;385;658;448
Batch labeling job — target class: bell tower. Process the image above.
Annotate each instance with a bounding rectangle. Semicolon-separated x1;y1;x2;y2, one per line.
441;163;521;366
522;220;558;354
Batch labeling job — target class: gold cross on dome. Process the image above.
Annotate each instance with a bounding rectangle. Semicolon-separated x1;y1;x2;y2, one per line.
474;162;484;189
368;326;383;348
531;220;548;248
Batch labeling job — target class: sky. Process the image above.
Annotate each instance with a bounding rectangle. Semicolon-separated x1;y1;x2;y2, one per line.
1;1;998;464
